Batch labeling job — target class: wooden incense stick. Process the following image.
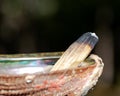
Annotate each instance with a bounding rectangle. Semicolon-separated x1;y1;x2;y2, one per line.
51;32;98;71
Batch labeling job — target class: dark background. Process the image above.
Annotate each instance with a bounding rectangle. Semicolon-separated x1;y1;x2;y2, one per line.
0;0;120;95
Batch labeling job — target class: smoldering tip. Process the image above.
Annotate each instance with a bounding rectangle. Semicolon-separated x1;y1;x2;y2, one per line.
76;32;99;48
91;32;99;40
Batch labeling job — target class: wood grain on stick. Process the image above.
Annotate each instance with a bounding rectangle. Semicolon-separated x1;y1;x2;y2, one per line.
51;32;98;71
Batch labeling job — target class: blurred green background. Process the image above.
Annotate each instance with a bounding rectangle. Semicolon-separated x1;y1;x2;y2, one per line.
0;0;120;95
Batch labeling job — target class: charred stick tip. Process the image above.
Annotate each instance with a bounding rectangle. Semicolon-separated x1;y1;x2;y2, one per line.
76;32;99;48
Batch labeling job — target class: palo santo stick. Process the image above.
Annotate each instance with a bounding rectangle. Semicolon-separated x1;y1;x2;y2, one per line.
51;32;98;71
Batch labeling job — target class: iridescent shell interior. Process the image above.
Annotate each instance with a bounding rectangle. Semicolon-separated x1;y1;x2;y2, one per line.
0;52;62;75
